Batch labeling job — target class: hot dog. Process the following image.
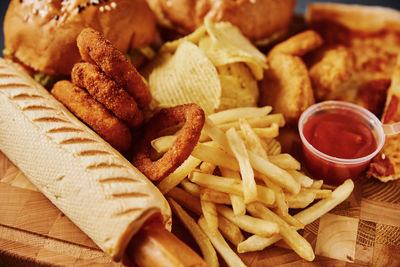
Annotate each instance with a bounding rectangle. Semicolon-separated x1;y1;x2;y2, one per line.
0;58;171;262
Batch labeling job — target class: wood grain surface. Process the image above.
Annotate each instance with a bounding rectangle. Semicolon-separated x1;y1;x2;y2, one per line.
0;151;399;266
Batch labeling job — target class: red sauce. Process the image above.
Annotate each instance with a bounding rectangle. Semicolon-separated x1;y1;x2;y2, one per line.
302;112;377;185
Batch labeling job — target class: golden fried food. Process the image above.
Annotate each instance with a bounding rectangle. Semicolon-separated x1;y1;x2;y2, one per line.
51;80;132;154
71;62;143;129
259;53;315;123
269;30;324;57
308;45;355;101
77;28;152;108
132;104;205;181
306;3;400;117
368;57;400;182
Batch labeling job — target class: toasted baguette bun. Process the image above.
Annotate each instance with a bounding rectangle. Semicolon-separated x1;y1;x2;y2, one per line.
0;58;171;261
306;3;400;33
4;0;156;75
146;0;296;42
305;3;400;116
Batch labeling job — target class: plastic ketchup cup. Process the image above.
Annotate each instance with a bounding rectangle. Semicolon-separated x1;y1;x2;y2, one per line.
298;101;385;185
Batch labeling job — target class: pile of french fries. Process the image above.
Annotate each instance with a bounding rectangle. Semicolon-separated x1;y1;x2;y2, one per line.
151;106;354;267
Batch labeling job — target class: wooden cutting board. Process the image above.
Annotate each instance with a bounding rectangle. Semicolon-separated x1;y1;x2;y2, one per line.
1;150;400;267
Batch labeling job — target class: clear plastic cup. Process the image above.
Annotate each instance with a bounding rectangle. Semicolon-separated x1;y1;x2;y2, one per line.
298;101;385;185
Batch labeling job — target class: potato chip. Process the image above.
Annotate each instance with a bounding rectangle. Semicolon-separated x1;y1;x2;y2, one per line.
161;25;207;53
217;63;259;111
203;19;268;80
149;41;221;114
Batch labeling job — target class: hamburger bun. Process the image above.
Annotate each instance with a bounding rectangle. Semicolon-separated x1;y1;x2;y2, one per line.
146;0;296;43
4;0;156;75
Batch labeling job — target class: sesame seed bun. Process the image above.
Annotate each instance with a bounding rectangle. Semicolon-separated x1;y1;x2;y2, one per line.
4;0;156;75
146;0;296;42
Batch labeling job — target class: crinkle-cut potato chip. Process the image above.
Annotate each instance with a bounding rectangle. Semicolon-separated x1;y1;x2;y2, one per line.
203;19;268;80
161;25;207;53
148;41;221;114
198;36;265;81
217;63;259;111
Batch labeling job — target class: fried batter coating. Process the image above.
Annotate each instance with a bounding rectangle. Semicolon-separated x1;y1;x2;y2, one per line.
71;62;143;129
308;45;355;101
269;30;324;57
51;80;132;154
77;28;152;108
259;53;315;123
132;104;205;181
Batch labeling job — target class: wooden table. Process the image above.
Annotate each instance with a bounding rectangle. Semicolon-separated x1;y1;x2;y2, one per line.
1;151;400;266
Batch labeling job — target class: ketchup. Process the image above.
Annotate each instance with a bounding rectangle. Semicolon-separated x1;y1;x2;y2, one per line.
302;112;378;185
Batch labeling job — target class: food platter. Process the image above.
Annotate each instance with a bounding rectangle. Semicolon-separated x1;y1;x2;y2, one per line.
1;147;400;266
1;1;400;266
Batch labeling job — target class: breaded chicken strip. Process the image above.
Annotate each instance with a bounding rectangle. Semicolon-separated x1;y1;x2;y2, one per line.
72;63;143;128
259;53;315;123
51;80;132;154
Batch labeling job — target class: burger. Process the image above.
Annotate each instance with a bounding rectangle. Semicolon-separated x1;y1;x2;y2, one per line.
3;0;156;86
145;0;297;45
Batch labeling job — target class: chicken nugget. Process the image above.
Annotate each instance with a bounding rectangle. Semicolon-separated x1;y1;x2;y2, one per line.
77;28;152;108
71;62;143;128
269;30;324;57
308;45;355;101
259;53;315;123
51;80;132;154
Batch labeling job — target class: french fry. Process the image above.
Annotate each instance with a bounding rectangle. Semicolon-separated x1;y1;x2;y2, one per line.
288;170;314;187
248;124;279;139
249;151;300;194
167;187;202;216
202;118;232;152
301;188;332;199
260;175;303;228
256;186;275;206
239;118;268;159
180;179;201;197
220;167;246;216
237;235;270;253
218;113;285;131
286;191;316;209
190;171;274;206
269;154;301;170
192;143;239;171
226;127;257;204
199;161;217;174
208;106;272;125
265;138;281;155
311;180;324;189
295;179;354;225
168;198;219;267
200;188;231;205
217;205;279;237
218;215;244;246
247;203;315;261
151;135;177;153
157;156;202;194
201;198;219;234
189;171;244;196
238;179;354;251
198;216;247;267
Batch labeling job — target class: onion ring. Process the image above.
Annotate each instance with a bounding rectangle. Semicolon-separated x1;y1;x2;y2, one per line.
51;80;132;154
77;28;152;108
71;62;143;128
132;104;205;181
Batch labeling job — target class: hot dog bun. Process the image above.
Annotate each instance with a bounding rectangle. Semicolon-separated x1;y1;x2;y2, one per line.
3;0;156;75
0;58;171;261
